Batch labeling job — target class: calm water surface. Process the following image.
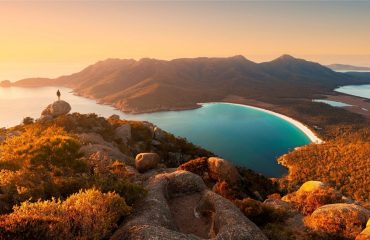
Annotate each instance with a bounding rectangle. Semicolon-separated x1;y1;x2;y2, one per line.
334;84;370;99
0;86;311;177
313;99;352;107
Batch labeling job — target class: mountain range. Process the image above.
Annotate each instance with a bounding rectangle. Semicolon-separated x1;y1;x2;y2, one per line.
327;64;370;71
8;55;370;113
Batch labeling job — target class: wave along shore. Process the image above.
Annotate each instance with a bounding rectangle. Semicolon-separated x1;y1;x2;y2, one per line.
198;102;323;144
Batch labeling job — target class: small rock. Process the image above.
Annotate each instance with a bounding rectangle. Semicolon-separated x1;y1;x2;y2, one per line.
115;124;131;144
298;181;328;193
207;157;240;184
151;139;161;146
77;132;107;145
154;127;166;141
135;153;160;173
263;198;294;213
109;114;120;120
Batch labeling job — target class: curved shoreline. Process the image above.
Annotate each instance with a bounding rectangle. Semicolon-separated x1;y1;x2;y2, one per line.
198;102;323;144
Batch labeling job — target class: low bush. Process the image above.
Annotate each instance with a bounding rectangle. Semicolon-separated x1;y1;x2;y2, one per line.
234;198;290;226
284;187;343;215
0;189;131;240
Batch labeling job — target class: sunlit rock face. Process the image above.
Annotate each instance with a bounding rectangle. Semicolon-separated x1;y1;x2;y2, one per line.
41;100;71;118
297;181;328;193
306;203;370;239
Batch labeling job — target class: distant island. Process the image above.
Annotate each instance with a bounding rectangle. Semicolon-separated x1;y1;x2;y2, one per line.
327;64;370;71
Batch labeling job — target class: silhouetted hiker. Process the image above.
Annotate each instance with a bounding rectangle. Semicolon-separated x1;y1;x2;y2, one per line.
57;89;61;101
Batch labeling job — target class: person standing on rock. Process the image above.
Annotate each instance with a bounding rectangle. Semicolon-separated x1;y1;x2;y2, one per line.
57;89;61;101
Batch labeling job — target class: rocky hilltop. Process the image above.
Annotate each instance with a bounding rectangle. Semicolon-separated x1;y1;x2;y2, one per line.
0;101;369;240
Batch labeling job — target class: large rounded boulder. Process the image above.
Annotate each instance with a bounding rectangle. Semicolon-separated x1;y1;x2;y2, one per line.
207;157;240;184
41;100;71;118
305;203;370;239
135;153;160;173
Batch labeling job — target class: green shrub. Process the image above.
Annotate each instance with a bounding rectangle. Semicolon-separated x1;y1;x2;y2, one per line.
234;198;290;226
262;223;295;240
93;174;146;206
22;117;34;125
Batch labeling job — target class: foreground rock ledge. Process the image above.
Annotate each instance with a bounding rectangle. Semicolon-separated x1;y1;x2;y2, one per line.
111;170;267;240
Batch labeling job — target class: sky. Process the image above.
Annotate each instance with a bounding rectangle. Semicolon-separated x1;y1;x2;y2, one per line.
1;1;370;81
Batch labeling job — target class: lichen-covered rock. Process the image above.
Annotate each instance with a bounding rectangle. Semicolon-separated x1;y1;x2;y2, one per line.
298;181;328;193
207;157;240;184
135;153;160;173
80;144;132;164
41;100;71;118
115;124;131;144
200;191;268;240
305;203;370;239
78;132;107;145
263;198;294;213
153;126;167;141
111;170;267;240
167;170;207;196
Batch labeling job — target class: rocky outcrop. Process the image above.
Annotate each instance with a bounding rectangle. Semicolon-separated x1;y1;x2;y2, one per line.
263;198;294;213
115;124;131;144
297;181;328;193
305;203;370;239
135;153;160;173
78;132;132;164
111;170;267;240
41;100;71;119
153;126;167;141
207;157;240;185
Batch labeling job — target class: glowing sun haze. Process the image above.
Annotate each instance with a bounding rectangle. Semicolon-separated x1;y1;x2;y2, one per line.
1;1;370;81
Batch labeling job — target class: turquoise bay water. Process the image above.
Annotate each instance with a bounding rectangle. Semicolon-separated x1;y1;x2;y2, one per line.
313;99;352;107
334;84;370;99
0;86;311;177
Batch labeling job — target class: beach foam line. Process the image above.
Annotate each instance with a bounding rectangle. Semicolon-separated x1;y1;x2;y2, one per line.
198;102;323;144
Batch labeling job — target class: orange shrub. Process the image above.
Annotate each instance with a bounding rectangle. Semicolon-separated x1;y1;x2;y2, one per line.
285;188;343;215
234;198;290;226
0;189;131;240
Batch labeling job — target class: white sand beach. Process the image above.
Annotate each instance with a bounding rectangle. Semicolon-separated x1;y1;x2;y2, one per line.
198;102;324;144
